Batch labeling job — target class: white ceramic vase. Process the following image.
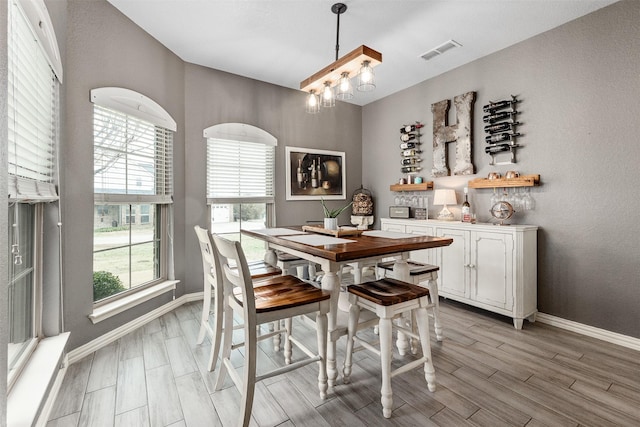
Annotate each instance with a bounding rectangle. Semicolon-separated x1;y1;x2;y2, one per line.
324;217;338;230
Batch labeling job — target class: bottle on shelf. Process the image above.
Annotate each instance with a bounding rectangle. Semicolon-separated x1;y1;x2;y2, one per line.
400;141;421;150
400;123;424;134
461;187;471;223
485;132;521;143
483;110;517;124
402;148;422;157
401;157;422;166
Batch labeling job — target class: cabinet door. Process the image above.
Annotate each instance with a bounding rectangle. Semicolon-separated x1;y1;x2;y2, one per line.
406;224;435;265
381;222;405;233
470;231;514;310
435;228;469;298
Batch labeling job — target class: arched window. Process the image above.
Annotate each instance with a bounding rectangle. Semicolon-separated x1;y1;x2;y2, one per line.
204;123;276;261
91;87;176;302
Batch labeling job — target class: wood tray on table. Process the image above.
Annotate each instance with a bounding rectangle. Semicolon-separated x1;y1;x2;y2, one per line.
301;225;364;237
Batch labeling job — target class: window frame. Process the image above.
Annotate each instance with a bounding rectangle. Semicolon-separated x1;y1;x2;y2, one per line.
91;88;176;306
204;123;277;247
6;0;61;391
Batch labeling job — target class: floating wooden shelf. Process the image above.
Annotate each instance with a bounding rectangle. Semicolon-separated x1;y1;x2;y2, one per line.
468;174;540;189
389;182;434;192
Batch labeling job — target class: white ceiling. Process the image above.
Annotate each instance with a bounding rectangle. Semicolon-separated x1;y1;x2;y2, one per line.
107;0;618;106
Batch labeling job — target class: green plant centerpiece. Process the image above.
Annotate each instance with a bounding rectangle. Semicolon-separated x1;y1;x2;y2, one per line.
321;198;352;230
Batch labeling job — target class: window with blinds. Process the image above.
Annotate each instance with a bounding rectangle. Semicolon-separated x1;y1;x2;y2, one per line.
7;0;60;201
6;0;62;390
93;105;173;204
91;89;175;302
206;138;275;204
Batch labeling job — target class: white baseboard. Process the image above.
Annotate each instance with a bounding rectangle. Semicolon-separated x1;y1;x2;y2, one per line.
67;291;204;365
536;312;640;352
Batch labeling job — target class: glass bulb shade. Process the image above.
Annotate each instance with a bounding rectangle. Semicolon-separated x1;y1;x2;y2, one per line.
306;90;320;114
357;60;376;92
321;82;335;107
336;72;353;100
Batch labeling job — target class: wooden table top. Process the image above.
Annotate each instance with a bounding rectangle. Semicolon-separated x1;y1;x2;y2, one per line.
242;227;453;263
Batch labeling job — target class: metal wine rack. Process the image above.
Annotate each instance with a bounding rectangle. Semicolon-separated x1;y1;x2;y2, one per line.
399;121;424;175
482;95;520;165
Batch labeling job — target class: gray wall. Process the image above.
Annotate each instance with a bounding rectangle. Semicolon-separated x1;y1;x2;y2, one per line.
60;0;186;350
57;0;362;350
1;0;8;422
183;62;362;295
363;0;640;338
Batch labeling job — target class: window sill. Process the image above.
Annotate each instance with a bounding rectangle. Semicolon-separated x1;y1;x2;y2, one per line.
8;332;70;427
89;280;179;324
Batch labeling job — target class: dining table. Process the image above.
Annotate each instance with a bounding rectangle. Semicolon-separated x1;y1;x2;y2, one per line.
242;226;453;386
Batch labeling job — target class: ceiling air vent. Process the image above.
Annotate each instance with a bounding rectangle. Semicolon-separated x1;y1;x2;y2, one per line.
420;39;462;61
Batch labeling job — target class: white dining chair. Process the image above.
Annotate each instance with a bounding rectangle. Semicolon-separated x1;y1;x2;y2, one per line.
212;234;330;427
194;226;282;371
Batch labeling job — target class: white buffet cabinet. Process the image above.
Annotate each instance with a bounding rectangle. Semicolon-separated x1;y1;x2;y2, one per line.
380;218;538;329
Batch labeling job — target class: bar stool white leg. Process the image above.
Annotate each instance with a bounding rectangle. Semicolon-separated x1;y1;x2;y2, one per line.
379;315;394;418
416;307;436;391
427;275;443;341
342;302;360;384
316;311;329;399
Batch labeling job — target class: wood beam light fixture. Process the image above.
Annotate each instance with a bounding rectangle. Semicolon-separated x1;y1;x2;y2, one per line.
301;3;382;113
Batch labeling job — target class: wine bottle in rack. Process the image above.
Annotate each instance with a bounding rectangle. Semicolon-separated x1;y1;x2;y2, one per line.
402;148;422;157
484;144;511;154
400;123;424;134
483;110;517;124
484;121;519;133
485;132;521;144
483;99;517;113
401;166;422;173
401;157;422;166
400;133;418;142
400;141;421;149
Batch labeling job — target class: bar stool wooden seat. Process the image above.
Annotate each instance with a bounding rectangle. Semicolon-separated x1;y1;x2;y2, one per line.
376;260;443;342
194;226;282;371
212;235;330;427
342;277;436;419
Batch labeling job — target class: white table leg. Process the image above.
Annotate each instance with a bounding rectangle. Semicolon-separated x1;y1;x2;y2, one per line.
321;268;340;387
392;258;410;356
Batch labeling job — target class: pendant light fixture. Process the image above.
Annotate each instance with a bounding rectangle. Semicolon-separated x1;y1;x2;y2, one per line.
301;3;382;112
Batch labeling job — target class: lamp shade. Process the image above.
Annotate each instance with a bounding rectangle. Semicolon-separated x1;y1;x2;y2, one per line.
433;189;457;206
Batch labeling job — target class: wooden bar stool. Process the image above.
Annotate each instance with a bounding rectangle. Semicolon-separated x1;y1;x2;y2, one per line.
342;277;436;419
377;259;443;342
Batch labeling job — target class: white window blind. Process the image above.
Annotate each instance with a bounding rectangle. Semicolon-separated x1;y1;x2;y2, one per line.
7;0;60;202
206;138;275;204
93;105;173;204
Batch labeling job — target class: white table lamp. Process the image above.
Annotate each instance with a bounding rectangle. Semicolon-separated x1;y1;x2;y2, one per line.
433;189;457;221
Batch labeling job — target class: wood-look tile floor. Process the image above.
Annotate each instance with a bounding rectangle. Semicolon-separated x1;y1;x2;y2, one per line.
47;298;640;427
